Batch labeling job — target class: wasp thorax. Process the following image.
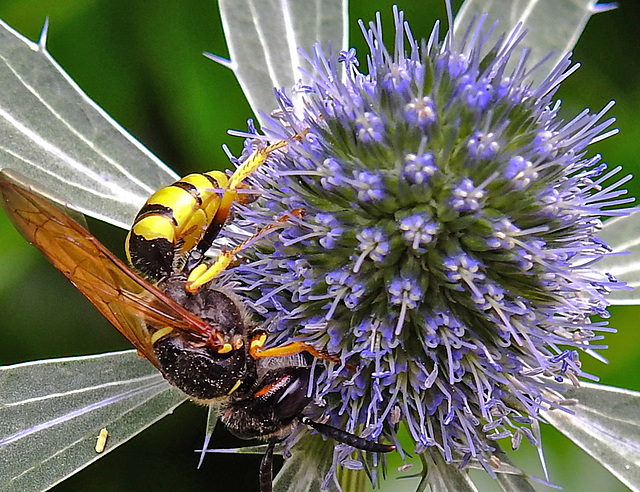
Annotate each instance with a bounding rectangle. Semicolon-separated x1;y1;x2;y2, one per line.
154;276;252;400
162;276;248;339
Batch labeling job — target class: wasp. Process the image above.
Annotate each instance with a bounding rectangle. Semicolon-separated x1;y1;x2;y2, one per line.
0;159;394;491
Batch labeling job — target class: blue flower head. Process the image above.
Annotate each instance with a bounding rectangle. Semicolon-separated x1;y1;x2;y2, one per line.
230;6;632;476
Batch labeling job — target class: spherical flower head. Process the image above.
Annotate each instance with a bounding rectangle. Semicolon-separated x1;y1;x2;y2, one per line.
231;7;633;474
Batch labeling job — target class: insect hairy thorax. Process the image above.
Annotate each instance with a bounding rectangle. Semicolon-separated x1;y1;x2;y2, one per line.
152;275;256;401
151;274;315;438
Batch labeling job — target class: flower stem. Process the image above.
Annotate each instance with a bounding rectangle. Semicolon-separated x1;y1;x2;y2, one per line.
337;466;367;492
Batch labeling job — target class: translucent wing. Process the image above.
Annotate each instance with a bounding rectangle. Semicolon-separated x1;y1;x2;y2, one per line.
0;169;218;368
0;19;178;230
217;0;347;125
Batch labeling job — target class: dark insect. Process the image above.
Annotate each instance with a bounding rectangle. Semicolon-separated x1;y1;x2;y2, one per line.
0;165;394;492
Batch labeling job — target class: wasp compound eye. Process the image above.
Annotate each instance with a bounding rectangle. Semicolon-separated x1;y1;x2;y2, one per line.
222;366;311;440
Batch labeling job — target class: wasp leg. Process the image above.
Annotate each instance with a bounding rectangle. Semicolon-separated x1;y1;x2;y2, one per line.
185;140;287;273
185;209;305;293
248;330;355;371
259;438;277;492
299;417;395;453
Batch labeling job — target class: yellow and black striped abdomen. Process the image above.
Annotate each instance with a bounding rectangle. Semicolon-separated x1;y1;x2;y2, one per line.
126;171;228;280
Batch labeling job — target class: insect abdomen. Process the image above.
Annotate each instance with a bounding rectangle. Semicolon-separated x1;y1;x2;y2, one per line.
126;171;228;279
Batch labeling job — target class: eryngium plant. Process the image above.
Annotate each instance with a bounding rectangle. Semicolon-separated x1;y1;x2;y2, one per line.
230;7;633;480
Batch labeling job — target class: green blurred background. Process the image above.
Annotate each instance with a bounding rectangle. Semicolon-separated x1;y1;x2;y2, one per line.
0;0;638;491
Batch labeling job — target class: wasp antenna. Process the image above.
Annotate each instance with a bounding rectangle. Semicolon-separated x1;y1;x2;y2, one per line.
300;417;395;453
259;439;277;492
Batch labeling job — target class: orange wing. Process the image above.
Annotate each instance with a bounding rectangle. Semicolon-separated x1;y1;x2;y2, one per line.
0;169;219;369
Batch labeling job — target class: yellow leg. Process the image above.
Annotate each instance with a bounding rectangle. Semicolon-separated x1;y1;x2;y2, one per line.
249;332;354;369
185;251;234;293
213;141;288;226
185;208;306;293
227;140;287;191
185;140;289;275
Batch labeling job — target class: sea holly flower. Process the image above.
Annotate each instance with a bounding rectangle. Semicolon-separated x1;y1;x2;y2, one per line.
222;2;640;491
0;1;639;492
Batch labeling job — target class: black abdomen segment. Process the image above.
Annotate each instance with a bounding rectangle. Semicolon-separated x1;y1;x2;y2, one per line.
126;200;180;280
126;233;174;280
125;172;226;280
